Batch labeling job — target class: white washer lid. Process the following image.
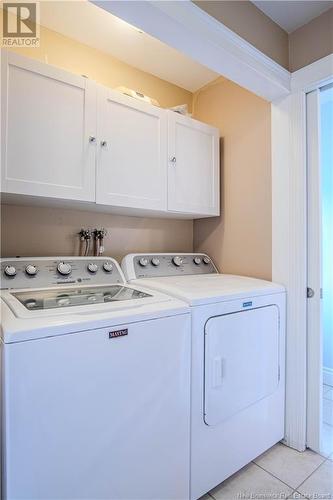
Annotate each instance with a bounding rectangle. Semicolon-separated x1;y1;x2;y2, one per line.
0;285;189;343
129;274;285;306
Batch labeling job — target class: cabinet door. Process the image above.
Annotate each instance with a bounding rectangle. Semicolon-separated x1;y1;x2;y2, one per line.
96;87;167;211
1;51;96;201
167;111;220;216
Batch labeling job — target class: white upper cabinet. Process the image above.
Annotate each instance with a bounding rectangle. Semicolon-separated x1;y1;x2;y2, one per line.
1;51;96;201
96;87;167;211
1;51;220;219
167;111;220;216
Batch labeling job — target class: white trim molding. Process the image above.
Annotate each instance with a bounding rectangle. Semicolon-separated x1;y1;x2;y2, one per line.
292;54;333;93
92;0;291;102
272;92;308;451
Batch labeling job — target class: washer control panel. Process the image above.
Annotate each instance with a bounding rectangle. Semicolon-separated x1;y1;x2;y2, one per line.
126;254;218;279
0;257;123;289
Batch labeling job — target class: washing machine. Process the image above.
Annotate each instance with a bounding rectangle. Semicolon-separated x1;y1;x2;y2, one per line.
122;253;286;500
0;256;191;500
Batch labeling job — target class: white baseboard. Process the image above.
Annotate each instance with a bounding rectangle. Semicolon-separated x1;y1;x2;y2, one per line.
323;367;333;387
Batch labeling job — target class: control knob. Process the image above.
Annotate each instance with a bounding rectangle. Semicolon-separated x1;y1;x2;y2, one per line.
151;258;160;267
57;262;72;276
25;299;37;309
57;297;71;306
203;256;211;264
25;265;38;276
172;256;183;267
139;258;149;267
103;262;113;273
193;257;202;265
4;265;16;277
87;263;98;273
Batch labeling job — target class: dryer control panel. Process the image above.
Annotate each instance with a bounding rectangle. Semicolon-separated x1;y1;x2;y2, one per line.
122;253;218;280
0;257;124;289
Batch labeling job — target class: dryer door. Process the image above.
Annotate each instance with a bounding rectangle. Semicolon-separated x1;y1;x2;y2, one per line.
204;306;280;426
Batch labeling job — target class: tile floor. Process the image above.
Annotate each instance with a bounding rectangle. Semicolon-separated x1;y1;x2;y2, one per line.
200;442;333;500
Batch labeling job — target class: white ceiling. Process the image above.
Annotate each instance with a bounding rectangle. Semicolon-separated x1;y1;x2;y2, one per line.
35;0;219;92
252;0;333;33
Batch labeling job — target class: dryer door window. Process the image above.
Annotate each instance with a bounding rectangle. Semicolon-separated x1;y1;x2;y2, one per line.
204;305;280;426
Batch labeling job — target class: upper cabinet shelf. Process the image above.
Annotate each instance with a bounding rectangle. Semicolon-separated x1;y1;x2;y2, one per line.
1;51;220;219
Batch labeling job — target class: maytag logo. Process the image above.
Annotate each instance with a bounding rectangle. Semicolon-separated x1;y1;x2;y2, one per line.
109;329;128;339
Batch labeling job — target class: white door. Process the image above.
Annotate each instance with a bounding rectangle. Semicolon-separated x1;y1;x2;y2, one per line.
167;111;219;216
307;85;333;454
96;87;167;210
5;315;190;499
204;306;280;426
1;51;97;201
306;89;323;453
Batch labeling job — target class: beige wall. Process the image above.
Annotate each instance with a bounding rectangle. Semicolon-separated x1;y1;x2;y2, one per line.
289;7;333;72
194;0;289;69
0;14;193;259
0;205;193;260
0;10;192;111
195;1;333;72
193;79;272;280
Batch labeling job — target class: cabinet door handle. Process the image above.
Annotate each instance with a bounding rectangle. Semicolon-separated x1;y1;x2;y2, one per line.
89;136;96;143
170;156;177;163
100;140;107;148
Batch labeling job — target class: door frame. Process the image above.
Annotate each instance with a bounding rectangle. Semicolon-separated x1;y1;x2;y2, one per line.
272;55;333;451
